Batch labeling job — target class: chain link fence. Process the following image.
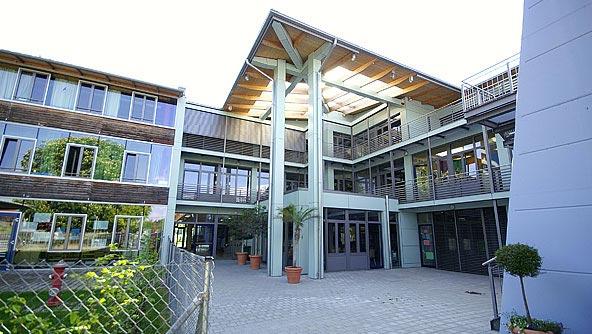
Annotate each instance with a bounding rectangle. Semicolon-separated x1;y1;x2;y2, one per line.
0;241;213;334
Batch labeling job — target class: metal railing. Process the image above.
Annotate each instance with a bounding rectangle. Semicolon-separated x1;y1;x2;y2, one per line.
178;184;253;204
395;164;512;204
324;100;464;160
0;242;214;334
462;53;520;112
482;256;503;331
324;183;394;198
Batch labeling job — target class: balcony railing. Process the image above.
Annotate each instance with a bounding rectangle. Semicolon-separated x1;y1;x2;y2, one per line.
462;54;520;112
394;164;512;204
324;100;464;160
177;184;253;204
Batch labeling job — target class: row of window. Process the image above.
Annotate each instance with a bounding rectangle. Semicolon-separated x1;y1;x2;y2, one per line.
16;213;144;252
0;122;171;185
0;65;177;127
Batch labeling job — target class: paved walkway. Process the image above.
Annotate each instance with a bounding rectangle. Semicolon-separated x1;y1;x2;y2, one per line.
209;261;497;333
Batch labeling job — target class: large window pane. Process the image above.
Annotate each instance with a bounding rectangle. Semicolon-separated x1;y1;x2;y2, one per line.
112;216;143;251
148;144;171;186
94;137;125;181
104;89;132;119
122;152;149;183
63;144;96;178
14;70;49;104
130;93;156;123
45;76;77;109
49;214;86;252
76;83;105;114
31;128;69;176
0;138;35;173
155;99;176;126
0;65;18;99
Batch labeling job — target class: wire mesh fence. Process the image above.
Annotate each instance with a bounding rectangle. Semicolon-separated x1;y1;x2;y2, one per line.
0;242;213;334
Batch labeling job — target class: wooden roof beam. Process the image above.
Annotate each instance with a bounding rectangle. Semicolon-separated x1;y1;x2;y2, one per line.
360;67;395;88
342;58;377;82
377;73;415;93
392;81;429;98
272;21;303;68
322;77;402;106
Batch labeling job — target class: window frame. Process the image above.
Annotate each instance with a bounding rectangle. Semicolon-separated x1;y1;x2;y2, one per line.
120;150;151;184
0;135;37;174
61;143;99;179
129;92;158;124
47;213;87;253
12;68;51;104
111;215;144;251
74;80;108;114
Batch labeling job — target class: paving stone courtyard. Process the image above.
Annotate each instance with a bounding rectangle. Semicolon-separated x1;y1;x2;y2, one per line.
209;261;498;333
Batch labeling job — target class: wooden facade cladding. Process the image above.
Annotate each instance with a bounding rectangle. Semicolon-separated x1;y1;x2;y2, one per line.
0;174;169;205
0;100;175;145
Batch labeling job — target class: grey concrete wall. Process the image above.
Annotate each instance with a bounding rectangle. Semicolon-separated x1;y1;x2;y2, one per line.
500;1;592;332
398;212;421;268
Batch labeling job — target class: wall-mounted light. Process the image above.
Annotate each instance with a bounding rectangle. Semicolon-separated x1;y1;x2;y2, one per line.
390;70;396;79
409;75;414;83
228;105;233;111
244;74;250;81
351;53;356;62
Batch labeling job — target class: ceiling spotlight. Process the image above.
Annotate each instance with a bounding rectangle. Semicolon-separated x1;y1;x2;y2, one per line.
409;75;414;83
228;105;233;111
351;53;356;62
244;74;249;81
390;70;396;79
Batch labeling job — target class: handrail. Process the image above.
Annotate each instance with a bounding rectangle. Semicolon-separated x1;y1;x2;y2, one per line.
482;256;497;266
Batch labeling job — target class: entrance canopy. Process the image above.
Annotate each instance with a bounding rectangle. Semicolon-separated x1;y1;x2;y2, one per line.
223;10;460;120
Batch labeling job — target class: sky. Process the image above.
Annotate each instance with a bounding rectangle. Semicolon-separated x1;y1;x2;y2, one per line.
1;0;523;108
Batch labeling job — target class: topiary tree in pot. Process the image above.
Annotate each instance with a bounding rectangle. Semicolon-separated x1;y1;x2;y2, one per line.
496;243;563;334
226;205;267;267
278;204;317;284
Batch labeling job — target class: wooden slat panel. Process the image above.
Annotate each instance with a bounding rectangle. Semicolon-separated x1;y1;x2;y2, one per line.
0;101;174;145
0;174;168;205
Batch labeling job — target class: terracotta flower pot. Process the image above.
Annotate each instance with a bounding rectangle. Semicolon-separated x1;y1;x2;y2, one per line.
249;255;262;269
511;327;554;334
236;252;248;265
285;266;303;284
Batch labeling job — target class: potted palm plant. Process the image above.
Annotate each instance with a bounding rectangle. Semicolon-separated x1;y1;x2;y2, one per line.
226;205;267;268
496;243;563;334
278;204;317;284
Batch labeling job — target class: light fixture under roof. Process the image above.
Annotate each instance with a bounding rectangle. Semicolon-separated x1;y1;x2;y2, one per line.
390;69;396;79
409;75;414;83
244;74;249;81
351;53;356;62
228;105;233;111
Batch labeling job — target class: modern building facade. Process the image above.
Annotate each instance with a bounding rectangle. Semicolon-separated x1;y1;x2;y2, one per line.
164;11;516;281
0;50;183;263
0;11;515;282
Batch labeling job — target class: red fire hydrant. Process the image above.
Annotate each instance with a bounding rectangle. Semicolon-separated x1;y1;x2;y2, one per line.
47;261;67;307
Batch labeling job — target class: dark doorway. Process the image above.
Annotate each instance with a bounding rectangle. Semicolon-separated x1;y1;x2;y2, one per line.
368;223;383;269
389;223;400;268
418;224;436;267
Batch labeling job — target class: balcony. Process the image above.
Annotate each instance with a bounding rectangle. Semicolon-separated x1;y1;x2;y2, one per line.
394;164;512;204
324;100;464;160
177;184;259;204
462;54;519;127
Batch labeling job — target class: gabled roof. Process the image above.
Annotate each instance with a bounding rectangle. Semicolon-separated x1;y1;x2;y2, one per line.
224;10;460;120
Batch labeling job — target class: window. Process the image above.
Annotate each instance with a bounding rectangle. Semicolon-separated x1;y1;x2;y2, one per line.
130;93;157;123
62;143;97;178
148;145;171;185
104;89;133;119
76;82;107;114
112;216;143;251
45;76;77;110
121;151;150;183
0;136;35;173
155;98;177;127
13;69;50;104
0;65;18;99
48;214;86;252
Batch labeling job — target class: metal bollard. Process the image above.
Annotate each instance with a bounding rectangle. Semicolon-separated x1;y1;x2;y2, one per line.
47;261;67;307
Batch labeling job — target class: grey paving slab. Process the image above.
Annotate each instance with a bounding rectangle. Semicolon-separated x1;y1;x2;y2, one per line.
209;260;498;334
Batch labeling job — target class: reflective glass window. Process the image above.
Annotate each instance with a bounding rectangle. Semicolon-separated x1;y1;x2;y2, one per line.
14;70;49;104
45;75;77;109
148;145;171;186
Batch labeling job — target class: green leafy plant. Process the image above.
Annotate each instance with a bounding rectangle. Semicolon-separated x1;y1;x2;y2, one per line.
226;205;267;254
507;313;563;334
278;204;317;268
496;243;542;327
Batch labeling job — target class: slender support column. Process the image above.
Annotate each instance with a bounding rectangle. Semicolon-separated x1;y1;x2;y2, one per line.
481;126;503;248
307;57;324;279
268;60;286;277
427;137;436;200
382;195;392;269
161;94;187;264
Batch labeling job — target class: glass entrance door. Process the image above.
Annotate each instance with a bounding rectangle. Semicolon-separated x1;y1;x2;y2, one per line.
192;224;214;256
419;224;436;267
325;220;368;271
325;221;347;271
389;223;400;268
0;212;20;264
346;221;368;270
368;223;383;269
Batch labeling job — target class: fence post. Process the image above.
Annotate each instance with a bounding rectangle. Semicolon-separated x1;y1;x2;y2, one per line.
197;256;214;334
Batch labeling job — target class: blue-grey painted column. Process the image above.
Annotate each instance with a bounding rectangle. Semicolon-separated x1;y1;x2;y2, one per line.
161;93;186;264
267;59;286;277
382;196;392;269
306;57;324;279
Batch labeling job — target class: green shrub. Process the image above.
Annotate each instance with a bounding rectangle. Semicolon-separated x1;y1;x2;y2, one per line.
508;313;563;334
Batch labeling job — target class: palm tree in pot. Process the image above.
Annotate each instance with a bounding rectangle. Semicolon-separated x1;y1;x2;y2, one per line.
278;204;317;284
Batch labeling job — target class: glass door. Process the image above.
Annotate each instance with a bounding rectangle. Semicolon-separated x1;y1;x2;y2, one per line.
389;223;400;268
346;221;368;270
192;224;215;256
0;212;20;264
419;224;436;267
